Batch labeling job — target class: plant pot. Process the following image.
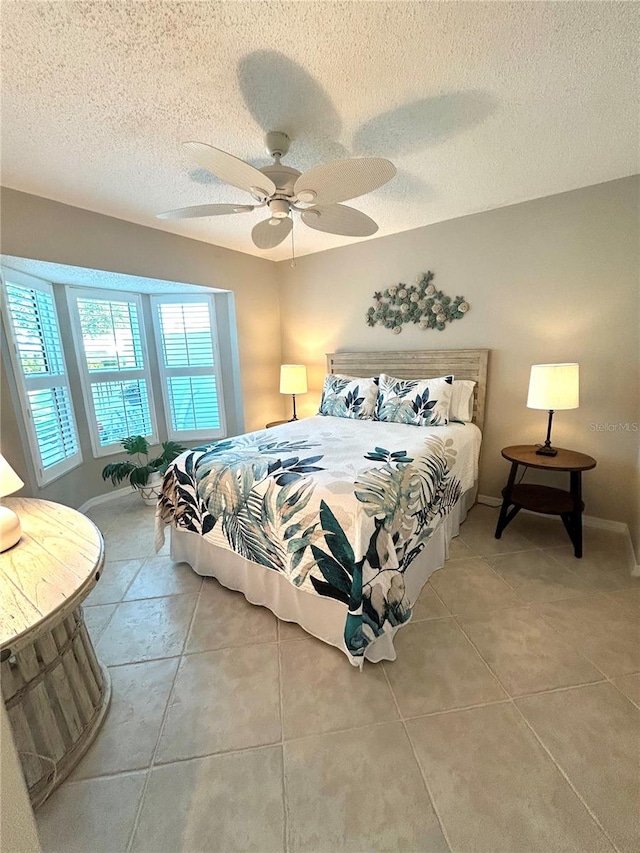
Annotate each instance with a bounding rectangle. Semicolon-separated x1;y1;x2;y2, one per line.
138;471;163;506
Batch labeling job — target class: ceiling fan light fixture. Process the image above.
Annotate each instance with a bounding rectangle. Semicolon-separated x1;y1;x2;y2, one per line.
268;198;290;219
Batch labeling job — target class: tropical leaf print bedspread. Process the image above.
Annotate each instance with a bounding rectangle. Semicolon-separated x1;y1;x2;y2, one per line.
156;416;481;662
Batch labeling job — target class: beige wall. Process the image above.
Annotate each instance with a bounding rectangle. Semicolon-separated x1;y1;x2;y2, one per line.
1;180;638;555
0;188;285;507
278;177;640;554
0;701;41;852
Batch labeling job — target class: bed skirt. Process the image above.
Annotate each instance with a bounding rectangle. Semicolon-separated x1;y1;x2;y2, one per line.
169;486;476;666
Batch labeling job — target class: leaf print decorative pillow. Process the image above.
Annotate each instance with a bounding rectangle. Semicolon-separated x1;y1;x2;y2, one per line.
318;374;378;420
376;373;454;426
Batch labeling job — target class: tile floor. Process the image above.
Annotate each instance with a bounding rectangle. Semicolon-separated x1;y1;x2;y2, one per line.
35;495;640;853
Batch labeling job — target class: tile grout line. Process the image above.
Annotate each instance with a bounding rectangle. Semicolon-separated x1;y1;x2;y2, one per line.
512;705;621;853
86;586;201;611
453;553;638;687
532;607;640;705
121;556;148;599
479;550;617;611
602;589;640;613
425;580;451;616
78;514;635;851
80;608;638;778
379;663;453;853
85;603;118;646
124;583;202;853
451;608;620;702
102;634;282;670
610;676;640;710
532;611;611;680
449;543;538;561
452;617;621;853
67;742;287;785
548;558;639;583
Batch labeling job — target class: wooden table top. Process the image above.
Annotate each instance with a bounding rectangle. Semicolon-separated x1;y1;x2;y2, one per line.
501;445;597;472
0;498;104;653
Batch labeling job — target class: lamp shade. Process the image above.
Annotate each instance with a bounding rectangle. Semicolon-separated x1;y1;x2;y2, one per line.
527;363;579;411
0;454;23;498
280;364;308;395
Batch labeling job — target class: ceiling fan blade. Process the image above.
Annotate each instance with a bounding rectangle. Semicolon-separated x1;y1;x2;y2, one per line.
294;158;396;206
183;142;276;197
156;203;255;220
252;216;292;250
301;204;378;237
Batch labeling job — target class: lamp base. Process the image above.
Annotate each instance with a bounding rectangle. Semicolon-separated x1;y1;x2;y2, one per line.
535;444;558;457
535;409;558;456
0;505;22;551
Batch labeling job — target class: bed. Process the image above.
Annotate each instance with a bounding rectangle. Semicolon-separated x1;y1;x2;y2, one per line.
155;349;488;666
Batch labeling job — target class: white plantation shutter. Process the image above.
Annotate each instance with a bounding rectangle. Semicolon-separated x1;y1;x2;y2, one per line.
2;270;82;485
67;288;157;455
75;297;144;371
151;296;226;440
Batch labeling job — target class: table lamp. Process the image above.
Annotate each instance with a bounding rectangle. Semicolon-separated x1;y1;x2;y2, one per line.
527;363;579;456
0;454;24;551
280;364;307;421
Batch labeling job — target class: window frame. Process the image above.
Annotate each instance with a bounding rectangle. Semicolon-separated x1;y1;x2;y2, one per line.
1;268;83;486
150;293;227;442
66;286;158;458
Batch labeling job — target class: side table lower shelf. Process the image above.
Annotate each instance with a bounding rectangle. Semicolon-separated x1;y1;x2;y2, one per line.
506;484;585;516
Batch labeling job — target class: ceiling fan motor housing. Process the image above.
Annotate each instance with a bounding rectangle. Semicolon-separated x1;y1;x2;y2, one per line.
260;163;300;197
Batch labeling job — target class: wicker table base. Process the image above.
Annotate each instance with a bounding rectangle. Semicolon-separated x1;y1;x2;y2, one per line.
1;605;111;808
0;498;111;808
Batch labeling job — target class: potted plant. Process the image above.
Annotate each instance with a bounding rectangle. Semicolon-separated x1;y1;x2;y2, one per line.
101;436;186;505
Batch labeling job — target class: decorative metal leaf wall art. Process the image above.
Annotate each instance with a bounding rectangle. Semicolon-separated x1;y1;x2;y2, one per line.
366;271;470;334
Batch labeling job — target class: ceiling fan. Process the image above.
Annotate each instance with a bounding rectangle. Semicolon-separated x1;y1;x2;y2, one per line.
157;131;396;250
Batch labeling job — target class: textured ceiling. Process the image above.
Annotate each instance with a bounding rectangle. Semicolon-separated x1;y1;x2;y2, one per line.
1;256;220;293
1;2;638;261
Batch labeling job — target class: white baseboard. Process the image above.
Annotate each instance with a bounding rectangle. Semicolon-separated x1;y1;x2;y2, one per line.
78;485;133;514
477;494;502;508
477;494;638;569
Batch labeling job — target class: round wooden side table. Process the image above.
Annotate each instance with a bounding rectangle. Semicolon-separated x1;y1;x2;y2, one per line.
0;497;111;807
495;445;597;558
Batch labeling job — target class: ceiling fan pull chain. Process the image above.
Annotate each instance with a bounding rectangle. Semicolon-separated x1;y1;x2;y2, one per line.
290;217;296;268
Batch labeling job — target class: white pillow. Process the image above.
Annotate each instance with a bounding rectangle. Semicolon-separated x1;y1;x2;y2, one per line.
450;379;476;422
376;373;454;426
318;374;378;420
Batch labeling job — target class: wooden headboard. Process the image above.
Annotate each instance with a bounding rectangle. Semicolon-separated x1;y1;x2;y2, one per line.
326;349;489;431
